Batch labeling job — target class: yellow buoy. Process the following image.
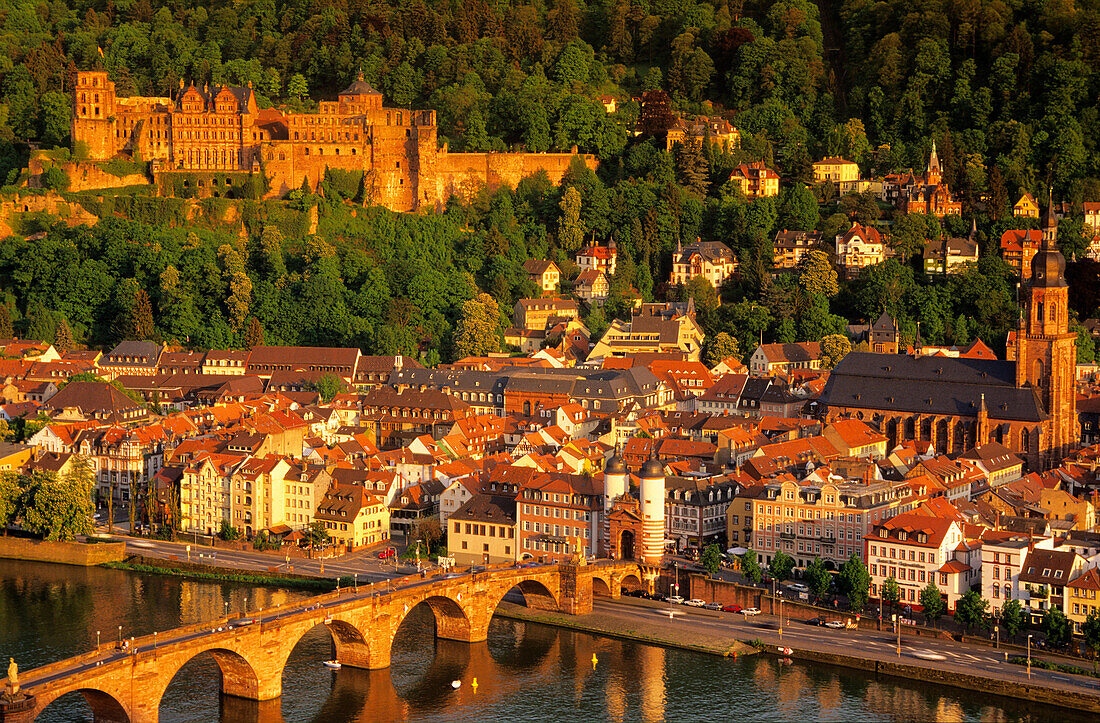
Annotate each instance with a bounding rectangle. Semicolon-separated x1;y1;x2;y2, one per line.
471;677;478;693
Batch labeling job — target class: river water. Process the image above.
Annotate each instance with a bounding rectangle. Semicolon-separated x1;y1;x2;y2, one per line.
0;558;1087;722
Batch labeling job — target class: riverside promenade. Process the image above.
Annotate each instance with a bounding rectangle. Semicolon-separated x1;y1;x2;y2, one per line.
498;596;1100;714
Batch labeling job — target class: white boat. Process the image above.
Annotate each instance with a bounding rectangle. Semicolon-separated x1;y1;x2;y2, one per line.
451;680;461;689
322;660;342;669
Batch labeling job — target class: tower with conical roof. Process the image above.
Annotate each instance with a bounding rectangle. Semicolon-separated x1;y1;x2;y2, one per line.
1014;201;1077;466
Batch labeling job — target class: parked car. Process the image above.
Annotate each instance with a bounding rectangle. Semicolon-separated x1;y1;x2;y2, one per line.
377;548;396;559
626;589;647;598
721;604;743;613
647;592;667;602
685;599;706;607
824;620;846;629
786;583;809;593
741;607;761;616
804;617;825;626
703;602;723;611
667;595;686;605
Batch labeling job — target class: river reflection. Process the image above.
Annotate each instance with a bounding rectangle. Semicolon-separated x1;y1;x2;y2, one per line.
0;559;1090;723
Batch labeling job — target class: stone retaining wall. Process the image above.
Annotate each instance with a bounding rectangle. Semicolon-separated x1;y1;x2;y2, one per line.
0;537;125;566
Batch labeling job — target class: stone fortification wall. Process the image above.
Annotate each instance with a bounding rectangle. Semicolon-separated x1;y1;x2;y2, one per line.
430;151;595;208
0;191;100;236
0;536;125;566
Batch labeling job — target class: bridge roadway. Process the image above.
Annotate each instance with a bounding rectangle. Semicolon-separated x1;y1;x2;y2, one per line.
0;560;645;723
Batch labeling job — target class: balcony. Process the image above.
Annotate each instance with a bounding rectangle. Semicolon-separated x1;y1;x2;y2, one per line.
779;531;795;540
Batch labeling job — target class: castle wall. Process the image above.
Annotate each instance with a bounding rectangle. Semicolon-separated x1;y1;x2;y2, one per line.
68;71;598;214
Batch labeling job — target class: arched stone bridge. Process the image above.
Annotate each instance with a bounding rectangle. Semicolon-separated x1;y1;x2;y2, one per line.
0;561;645;723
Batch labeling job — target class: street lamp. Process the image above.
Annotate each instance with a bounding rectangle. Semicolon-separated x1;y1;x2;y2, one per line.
96;630;100;649
1027;634;1033;679
893;614;900;658
118;626;122;648
154;632;157;652
354;573;358;591
224;602;229;619
994;623;999;650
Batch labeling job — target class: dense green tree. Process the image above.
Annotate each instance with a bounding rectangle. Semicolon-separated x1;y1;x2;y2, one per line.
20;460;95;541
1000;599;1026;641
1042;608;1071;647
701;543;721;576
0;306;11;339
1082;609;1100;672
805;557;831;601
705;332;739;367
558;186;585;252
455;292;501;358
881;576;901;610
307;373;347;402
53;316;73;352
741;548;762;584
838;554;871;612
769;550;795;583
798;250;838;298
242;316;265;349
919;582;944;627
0;472;20;532
776;183;819;231
954;590;990;632
820;334;852;369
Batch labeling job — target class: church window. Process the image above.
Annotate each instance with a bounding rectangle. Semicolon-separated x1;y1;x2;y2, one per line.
1037;302;1043;321
1049;305;1056;321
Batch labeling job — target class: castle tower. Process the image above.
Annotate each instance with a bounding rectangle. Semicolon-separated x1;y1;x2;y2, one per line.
1014;202;1077;467
602;453;628;556
639;455;665;565
72;71;118;160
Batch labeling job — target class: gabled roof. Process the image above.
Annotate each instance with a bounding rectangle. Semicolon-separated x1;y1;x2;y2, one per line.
755;342;821;364
1019;548;1080;585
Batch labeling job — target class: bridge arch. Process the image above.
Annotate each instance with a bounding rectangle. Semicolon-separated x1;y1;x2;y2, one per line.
592;576;612;597
488;575;560;616
279;617;373;674
156;644;264;714
35;688;130;723
618;572;643;591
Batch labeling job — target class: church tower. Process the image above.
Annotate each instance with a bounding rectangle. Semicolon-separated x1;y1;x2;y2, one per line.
1014;203;1077;467
926;140;942;186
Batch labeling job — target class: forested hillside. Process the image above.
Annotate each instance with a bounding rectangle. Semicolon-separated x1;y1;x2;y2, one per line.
1;0;1099;362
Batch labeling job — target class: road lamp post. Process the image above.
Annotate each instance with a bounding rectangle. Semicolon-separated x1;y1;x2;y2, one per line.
354;573;358;591
154;632;157;653
894;614;900;658
96;630;100;649
118;626;122;648
994;623;999;650
224;602;229;619
1027;634;1032;679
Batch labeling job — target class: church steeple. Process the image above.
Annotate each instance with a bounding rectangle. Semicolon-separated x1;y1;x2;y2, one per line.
1014;198;1076;468
926;140;942;185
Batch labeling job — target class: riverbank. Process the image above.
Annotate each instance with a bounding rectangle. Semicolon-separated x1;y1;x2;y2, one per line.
494;600;757;658
499;597;1100;716
102;556;343;591
787;646;1100;715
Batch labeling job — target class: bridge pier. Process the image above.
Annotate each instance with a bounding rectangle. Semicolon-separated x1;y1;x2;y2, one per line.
0;693;37;723
558;564;593;615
